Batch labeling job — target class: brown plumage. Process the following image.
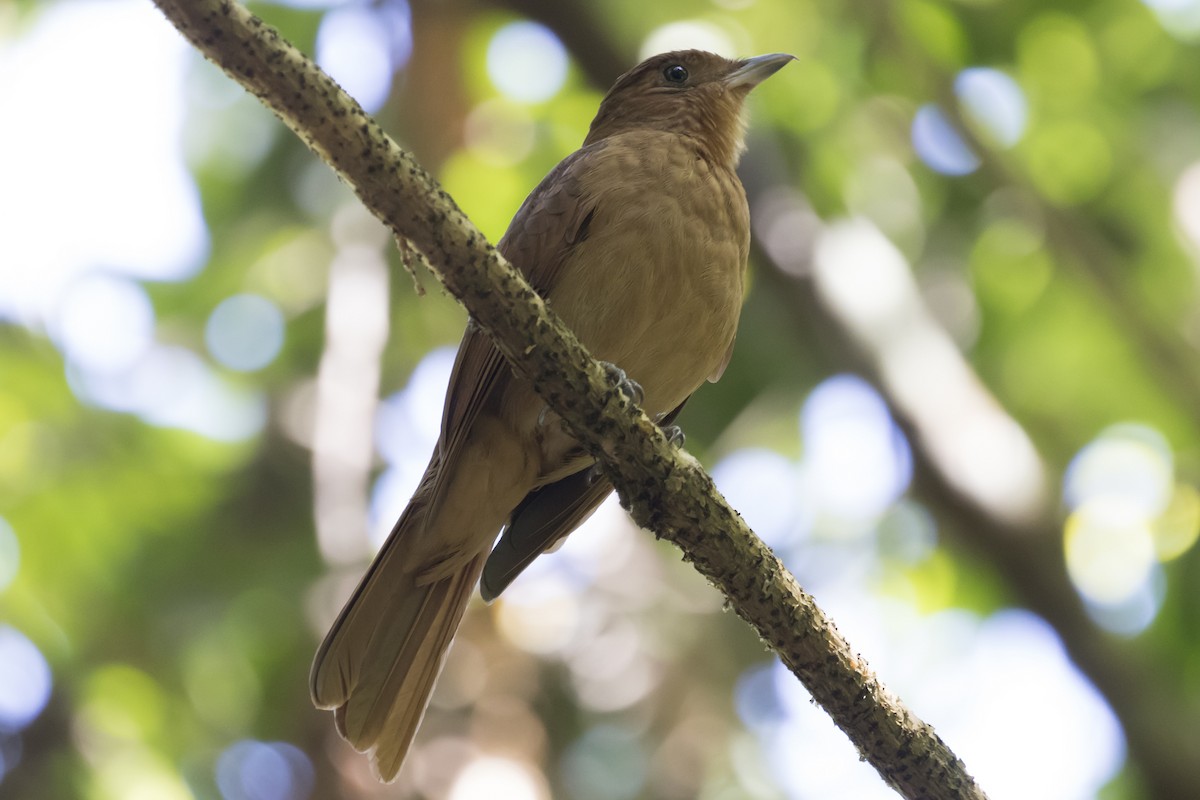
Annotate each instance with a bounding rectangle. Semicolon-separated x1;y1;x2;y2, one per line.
310;49;793;780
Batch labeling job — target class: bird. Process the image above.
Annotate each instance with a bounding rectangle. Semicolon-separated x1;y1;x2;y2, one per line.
310;48;794;781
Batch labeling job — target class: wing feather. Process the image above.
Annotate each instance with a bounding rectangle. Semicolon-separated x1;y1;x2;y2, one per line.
435;143;607;474
479;399;690;600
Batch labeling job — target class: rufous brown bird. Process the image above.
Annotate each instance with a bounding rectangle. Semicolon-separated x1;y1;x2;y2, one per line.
310;48;794;780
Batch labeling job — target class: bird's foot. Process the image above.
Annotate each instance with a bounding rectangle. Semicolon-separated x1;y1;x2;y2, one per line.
601;361;644;406
659;422;685;448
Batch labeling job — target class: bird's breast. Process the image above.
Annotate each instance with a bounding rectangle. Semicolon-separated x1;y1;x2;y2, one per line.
547;133;750;417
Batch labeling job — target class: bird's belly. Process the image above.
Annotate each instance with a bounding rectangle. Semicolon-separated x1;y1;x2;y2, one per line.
550;178;747;416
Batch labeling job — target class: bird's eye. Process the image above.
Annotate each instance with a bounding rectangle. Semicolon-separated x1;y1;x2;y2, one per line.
663;64;689;84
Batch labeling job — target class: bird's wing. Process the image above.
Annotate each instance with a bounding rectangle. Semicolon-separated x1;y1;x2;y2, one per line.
437;142;605;467
479;468;614;602
709;336;737;382
479;398;689;601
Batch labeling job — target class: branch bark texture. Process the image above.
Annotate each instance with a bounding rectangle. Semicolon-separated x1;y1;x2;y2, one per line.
151;2;988;797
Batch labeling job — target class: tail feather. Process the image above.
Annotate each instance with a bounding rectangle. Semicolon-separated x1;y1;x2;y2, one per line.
313;421;533;781
310;501;487;782
370;555;483;779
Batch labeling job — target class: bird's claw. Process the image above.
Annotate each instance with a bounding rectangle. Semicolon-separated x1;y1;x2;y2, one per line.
660;424;685;448
601;361;644;406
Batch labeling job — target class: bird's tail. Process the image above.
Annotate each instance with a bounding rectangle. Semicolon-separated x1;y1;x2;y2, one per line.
309;500;487;782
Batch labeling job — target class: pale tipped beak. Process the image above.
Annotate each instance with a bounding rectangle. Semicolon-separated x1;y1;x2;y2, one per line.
726;52;796;89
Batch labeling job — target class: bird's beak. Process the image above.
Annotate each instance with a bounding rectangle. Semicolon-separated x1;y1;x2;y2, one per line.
725;53;796;89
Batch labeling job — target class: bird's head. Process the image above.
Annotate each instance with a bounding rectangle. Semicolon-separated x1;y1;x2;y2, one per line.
584;50;794;168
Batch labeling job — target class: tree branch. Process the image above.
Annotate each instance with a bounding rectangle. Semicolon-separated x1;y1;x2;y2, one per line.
150;2;988;797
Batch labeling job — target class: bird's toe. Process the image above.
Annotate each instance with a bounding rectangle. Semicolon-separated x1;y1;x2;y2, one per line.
600;361;645;406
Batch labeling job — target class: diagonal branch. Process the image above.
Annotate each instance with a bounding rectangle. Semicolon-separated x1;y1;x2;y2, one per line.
150;2;988;797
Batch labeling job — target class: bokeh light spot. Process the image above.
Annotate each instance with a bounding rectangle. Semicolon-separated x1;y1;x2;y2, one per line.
969;218;1052;313
0;0;206;325
1024;121;1112;205
876;500;937;565
812;219;911;329
440;149;532;243
464;99;536;167
370;347;456;544
0;626;52;732
94;750;195;800
1171;160;1200;254
561;726;647;800
960;611;1125;795
748;607;1123;798
206;294;285;372
920;268;980;348
449;757;547;800
711;449;799;550
374;347;454;465
369;464;423;548
899;0;967;68
316;3;411;113
1152;484;1200;560
184;75;278;179
72;345;267;442
497;574;581;656
844;158;924;253
734;662;788;731
80;664;167;743
487;22;568;103
1065;498;1157;606
1064;424;1173;518
551;496;639;592
640;21;737;59
567;617;659;712
800;375;911;526
1017;14;1100;100
1142;0;1200;40
755;187;821;277
183;632;263;732
912;104;980;176
954;68;1027;147
216;739;314;800
1085;573;1164;636
53;275;155;374
1141;0;1198;12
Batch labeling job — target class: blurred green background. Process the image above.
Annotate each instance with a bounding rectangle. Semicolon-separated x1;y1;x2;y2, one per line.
3;0;1200;797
